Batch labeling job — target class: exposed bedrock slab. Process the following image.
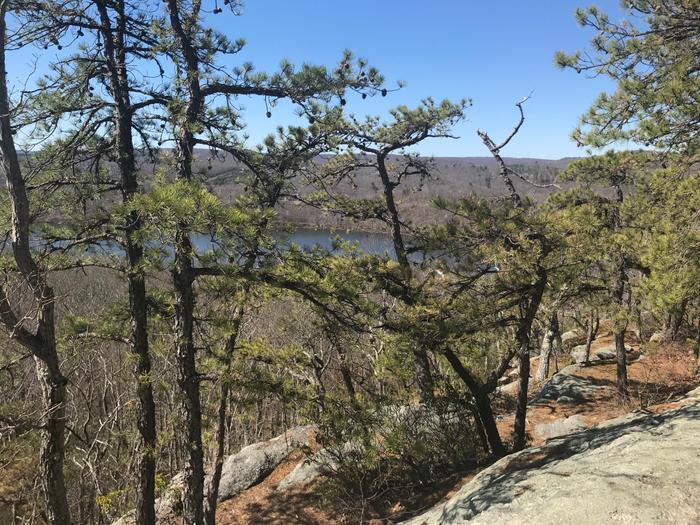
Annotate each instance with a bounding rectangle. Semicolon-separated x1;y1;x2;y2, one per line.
403;388;700;524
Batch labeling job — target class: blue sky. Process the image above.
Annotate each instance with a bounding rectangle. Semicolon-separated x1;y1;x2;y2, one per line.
8;1;627;159
209;0;627;159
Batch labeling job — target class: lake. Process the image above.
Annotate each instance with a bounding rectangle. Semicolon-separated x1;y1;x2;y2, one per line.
190;227;396;257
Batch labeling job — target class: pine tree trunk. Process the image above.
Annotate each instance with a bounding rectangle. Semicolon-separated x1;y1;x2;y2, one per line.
443;348;505;457
613;263;629;396
478;117;546;452
166;5;209;520
669;298;688;341
470;383;505;457
93;2;158;520
535;313;556;381
36;357;71;525
551;314;562;373
0;12;71;522
467;400;490;454
513;275;547;452
339;363;356;400
204;310;245;525
174;234;205;525
376;154;435;401
583;311;598;365
204;381;229;525
513;334;531;451
615;330;628;395
693;317;700;377
610;182;629;397
128;262;157;525
634;302;646;344
413;347;434;402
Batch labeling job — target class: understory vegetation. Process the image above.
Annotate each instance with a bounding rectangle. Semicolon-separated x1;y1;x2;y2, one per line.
1;1;699;524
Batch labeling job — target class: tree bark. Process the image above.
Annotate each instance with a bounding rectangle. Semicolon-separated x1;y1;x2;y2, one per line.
204;304;246;525
443;348;505;457
668;298;688;341
633;301;646;344
166;2;206;521
35;357;71;525
535;312;557;381
95;2;158;521
694;316;700;377
204;377;230;525
513;328;530;451
376;154;434;400
583;311;599;365
412;347;434;402
477;107;546;452
551;314;562;373
610;180;629;397
338;352;357;400
174;232;205;525
1;168;71;522
467;399;490;454
128;264;157;525
0;8;71;523
513;334;530;451
613;262;629;396
513;275;547;452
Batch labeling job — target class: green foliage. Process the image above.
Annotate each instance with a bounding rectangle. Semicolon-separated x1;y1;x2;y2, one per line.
559;150;653;186
558;1;700;153
95;489;126;515
318;397;481;518
633;161;700;313
10;1;700;522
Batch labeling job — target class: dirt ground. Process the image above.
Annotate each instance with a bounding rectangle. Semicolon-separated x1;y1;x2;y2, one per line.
497;333;697;445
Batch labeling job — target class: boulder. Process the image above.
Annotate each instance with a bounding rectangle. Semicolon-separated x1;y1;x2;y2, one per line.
570;344;593;364
112;475;185;525
403;394;700;524
595;342;633;356
530;365;616;406
111;425;316;525
534;414;585;440
497;374;512;386
218;425;315;501
276;448;336;492
649;331;665;344
560;330;584;348
501;356;542;382
573;342;633;363
594;349;616;360
496;380;519;396
638;310;660;342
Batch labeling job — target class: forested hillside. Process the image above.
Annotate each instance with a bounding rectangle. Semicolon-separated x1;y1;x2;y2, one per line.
9;151;570;227
189;152;571;227
0;2;699;525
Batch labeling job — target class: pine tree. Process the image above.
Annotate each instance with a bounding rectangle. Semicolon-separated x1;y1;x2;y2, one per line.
556;0;700;154
0;5;71;522
156;3;384;522
16;2;167;520
558;151;652;395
